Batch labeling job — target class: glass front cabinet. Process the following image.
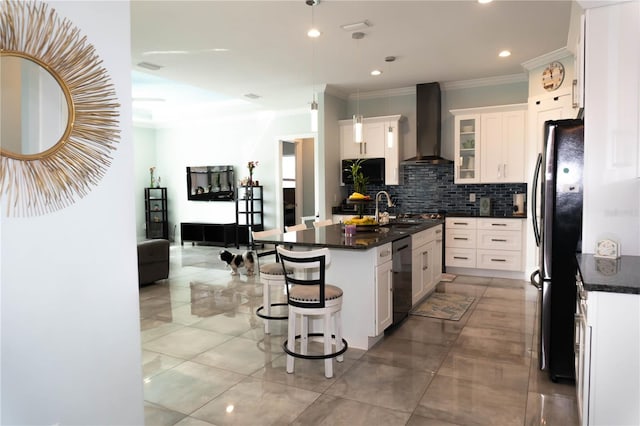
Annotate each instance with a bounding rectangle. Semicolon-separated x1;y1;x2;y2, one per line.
145;187;169;239
453;114;479;183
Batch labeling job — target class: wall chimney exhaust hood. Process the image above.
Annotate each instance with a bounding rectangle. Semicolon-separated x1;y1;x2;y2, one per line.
403;82;452;164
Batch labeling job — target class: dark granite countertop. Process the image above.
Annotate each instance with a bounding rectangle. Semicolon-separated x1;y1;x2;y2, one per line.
253;220;443;250
576;254;640;295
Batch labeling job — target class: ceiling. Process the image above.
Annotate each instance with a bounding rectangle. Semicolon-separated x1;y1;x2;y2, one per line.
130;0;574;118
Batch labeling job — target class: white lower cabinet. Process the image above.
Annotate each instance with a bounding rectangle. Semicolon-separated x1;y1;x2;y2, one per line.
374;243;393;334
575;274;640;426
445;217;524;272
411;225;443;305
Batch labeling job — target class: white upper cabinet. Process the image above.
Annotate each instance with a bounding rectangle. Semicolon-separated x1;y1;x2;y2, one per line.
480;109;526;183
452;104;527;184
453;114;480;183
340;115;403;185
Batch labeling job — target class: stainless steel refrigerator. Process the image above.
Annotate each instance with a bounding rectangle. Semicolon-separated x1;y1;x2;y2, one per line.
530;119;584;383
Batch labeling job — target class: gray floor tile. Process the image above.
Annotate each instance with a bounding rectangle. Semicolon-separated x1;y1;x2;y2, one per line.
293;394;411;425
140;245;580;425
190;377;320;425
326;359;434;413
415;374;526;426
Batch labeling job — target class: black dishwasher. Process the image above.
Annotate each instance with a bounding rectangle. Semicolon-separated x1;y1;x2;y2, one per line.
391;236;412;327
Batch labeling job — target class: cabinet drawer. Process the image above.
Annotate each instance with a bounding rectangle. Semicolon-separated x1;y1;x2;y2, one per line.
376;243;392;265
477;230;522;251
446;229;476;249
476;249;522;271
446;217;477;229
477;218;523;231
412;225;440;248
446;248;476;268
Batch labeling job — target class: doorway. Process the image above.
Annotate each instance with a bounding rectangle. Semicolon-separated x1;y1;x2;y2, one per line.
280;137;315;228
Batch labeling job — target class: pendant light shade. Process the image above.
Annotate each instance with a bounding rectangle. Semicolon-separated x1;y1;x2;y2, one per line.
387;126;394;148
353;114;364;143
310;99;318;132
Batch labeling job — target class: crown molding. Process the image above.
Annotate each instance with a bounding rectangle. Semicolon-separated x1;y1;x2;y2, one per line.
521;47;573;71
441;73;528;90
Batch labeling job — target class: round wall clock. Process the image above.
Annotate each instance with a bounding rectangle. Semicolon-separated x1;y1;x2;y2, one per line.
542;61;565;91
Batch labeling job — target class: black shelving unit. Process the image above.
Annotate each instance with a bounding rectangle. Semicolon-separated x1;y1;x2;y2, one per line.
145;187;168;240
236;185;264;247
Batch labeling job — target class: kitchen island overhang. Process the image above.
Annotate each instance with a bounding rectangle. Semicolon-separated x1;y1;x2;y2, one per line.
253;221;444;350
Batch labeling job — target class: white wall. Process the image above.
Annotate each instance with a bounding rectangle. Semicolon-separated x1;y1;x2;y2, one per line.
151;109;311;237
1;1;144;424
582;1;640;256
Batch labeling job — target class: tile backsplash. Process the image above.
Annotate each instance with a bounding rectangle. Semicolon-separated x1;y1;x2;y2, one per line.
340;163;527;217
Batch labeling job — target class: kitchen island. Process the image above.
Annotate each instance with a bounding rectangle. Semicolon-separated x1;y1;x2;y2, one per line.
253;221;443;349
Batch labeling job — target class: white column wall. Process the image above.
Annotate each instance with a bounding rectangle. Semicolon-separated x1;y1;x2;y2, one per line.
1;1;143;424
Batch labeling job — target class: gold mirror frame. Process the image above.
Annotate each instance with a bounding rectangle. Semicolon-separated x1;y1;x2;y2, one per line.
0;1;120;216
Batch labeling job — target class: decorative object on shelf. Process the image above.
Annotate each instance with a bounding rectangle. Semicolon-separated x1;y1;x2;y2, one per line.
594;239;621;259
479;197;491;216
149;166;156;188
542;61;565;91
0;0;120;216
155;176;161;188
247;160;259;186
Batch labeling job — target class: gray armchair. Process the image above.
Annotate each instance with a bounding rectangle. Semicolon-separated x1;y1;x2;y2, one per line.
137;239;170;285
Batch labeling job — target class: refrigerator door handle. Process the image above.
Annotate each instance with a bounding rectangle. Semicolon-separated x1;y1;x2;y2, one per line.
531;153;542;247
530;269;542;290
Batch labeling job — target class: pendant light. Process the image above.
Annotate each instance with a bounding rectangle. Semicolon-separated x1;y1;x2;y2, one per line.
387;125;394;148
307;0;320;132
352;31;364;143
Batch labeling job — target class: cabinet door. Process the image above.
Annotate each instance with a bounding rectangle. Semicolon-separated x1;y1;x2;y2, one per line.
384;120;400;185
501;110;526;182
375;260;393;334
454;115;480;183
362;121;386;158
432;225;443;285
480;110;525;183
480;112;503;182
412;247;424;305
422;240;435;296
341;123;361;159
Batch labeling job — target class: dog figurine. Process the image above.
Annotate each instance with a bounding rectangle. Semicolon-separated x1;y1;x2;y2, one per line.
219;250;255;276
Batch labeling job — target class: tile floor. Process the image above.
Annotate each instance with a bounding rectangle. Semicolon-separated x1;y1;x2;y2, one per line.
140;244;579;426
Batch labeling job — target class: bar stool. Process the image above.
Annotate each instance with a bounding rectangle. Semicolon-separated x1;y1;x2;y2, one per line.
252;229;290;334
276;246;348;378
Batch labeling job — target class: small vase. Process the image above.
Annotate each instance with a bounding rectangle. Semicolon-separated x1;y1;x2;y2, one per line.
150;173;154;188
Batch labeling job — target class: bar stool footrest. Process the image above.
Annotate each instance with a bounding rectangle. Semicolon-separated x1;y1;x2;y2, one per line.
256;303;288;320
283;333;348;360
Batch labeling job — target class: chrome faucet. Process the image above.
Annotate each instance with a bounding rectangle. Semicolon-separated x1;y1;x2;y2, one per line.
375;191;395;223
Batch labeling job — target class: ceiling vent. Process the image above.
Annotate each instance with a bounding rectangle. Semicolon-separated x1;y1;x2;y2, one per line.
137;61;163;71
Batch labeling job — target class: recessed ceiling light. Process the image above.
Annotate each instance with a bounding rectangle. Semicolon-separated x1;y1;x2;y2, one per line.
499;50;511;58
244;93;261;99
307;28;321;38
371;70;382;76
478;0;493;4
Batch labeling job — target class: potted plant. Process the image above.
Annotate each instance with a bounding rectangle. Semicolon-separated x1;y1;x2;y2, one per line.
348;159;369;217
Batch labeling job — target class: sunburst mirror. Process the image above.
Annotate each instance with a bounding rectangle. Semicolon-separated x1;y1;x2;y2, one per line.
0;0;120;216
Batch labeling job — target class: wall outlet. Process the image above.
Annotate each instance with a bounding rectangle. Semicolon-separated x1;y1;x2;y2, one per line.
469;193;476;202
